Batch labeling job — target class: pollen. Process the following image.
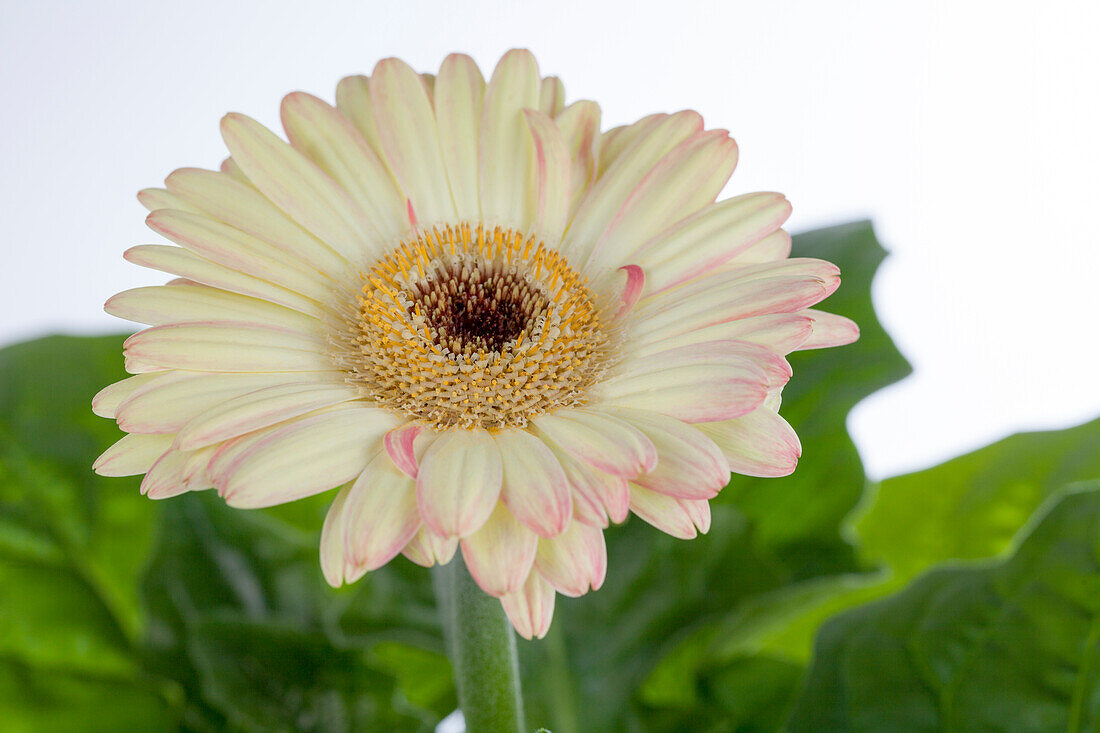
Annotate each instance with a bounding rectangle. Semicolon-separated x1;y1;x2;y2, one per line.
331;224;617;430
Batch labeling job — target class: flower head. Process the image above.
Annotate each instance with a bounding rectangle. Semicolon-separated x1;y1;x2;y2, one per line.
93;50;858;639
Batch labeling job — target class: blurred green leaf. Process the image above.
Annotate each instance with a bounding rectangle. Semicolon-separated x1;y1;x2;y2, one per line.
751;414;1100;667
140;491;451;732
0;335;176;729
789;484;1100;731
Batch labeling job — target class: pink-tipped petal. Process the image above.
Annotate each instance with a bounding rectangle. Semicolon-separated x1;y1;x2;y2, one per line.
797;309;860;350
320;484;352;587
628;484;707;540
534;521;607;597
597;360;768;424
369;58;455;226
637;192;792;295
500;571;556;640
606;408;730;500
384;424;425;478
539;76;565;117
584;129;739;276
219;407;398;508
175;382;359;450
280;91;407;243
698;408;802;478
460;502;539;597
479;49;541;228
532;410;656;479
93;433;174;477
416;428;503;538
92;373;162;419
219;112;378;261
402;526;459;568
560;111;702;264
614;264;645;318
495;429;572;538
523;109;572;244
727;228;792;265
139;449;190;498
342;453;422;572
542;440;630;528
434;53;485;222
555;100;601;217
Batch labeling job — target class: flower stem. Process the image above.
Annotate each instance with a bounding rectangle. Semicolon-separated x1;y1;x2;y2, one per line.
433;554;526;733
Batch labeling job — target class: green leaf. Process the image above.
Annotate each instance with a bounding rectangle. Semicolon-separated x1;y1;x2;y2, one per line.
0;658;178;733
0;335;159;639
140;492;449;732
0;335;176;729
789;484;1100;731
750;414;1100;666
519;221;910;732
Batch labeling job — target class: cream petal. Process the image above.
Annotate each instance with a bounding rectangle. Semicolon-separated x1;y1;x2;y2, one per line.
697;408;802;478
335;75;387;162
369;58;455;226
342;452;422;572
164;167;349;279
796;309;861;350
615;340;791;389
219;157;249;183
123;322;331;373
628;484;708;540
726;228;792;265
478;49;541;228
139;448;192;498
494;429;572;538
383;423;426;478
542;440;630;528
123;245;324;317
175;382;360;450
626;313;815;359
280;92;407;243
145;209;333;303
320;484;352;587
531;410;656;479
534;521;606;597
220;112;379;262
416;428;503;538
523;109;571;245
583;130;739;278
606;408;730;500
434;53;485;222
555;101;601;218
611;264;645;319
500;570;555;640
106;283;323;331
92;373;162;418
631;275;835;344
93;433;174;477
595;113;665;179
636;192;793;295
597;362;768;423
115;371;327;434
560;111;701;263
460;502;538;597
402;526;459;568
538;76;565;117
219;406;397;508
137;187;201;214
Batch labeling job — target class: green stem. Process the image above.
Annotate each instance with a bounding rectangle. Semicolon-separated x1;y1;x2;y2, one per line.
433;555;526;733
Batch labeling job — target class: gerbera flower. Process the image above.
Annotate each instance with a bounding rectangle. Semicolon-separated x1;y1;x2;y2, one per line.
92;49;857;639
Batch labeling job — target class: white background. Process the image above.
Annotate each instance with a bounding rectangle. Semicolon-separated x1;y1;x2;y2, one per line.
3;0;1098;480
